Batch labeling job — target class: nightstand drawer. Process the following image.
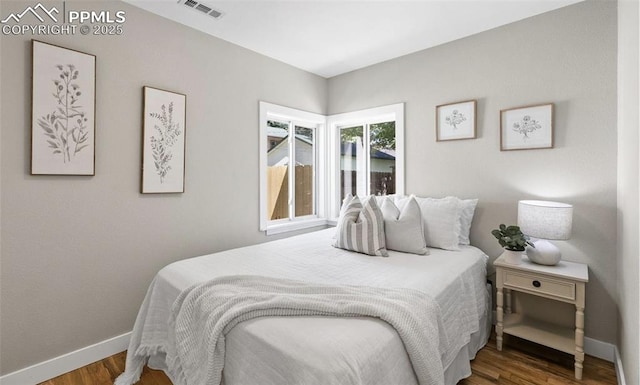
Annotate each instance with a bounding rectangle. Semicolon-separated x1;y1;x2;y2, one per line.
503;271;576;301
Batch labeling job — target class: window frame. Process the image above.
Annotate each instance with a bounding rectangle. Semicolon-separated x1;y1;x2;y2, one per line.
259;102;327;235
327;103;405;220
259;101;404;234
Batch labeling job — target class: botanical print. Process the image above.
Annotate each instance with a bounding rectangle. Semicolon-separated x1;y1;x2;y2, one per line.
31;40;95;175
501;103;553;151
142;86;186;193
436;100;476;141
37;64;89;163
445;109;466;129
149;102;182;183
512;115;541;141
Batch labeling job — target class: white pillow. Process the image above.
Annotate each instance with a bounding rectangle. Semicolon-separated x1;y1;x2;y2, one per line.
458;198;478;245
381;197;428;255
334;195;388;257
407;196;462;251
361;194;398;206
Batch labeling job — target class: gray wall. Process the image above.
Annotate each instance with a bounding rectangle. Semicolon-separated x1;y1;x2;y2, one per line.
329;0;618;344
617;0;639;384
0;0;327;374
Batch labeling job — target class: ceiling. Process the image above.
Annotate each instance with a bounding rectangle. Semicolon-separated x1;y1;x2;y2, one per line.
124;0;583;78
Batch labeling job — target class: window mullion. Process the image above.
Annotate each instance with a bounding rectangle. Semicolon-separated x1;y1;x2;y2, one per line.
364;123;371;196
312;126;317;217
288;122;295;221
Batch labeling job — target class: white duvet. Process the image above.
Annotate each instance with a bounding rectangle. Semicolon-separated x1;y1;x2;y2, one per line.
116;228;489;385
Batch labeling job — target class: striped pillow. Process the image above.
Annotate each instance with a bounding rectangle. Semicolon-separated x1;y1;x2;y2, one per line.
334;195;388;257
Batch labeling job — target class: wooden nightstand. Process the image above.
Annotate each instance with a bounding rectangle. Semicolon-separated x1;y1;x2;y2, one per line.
494;254;589;380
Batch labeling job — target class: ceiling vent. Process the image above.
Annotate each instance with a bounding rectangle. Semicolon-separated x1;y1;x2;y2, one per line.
178;0;224;19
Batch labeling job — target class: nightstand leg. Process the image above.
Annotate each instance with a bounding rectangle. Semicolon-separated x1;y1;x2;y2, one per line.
575;306;585;380
505;288;512;314
496;287;504;351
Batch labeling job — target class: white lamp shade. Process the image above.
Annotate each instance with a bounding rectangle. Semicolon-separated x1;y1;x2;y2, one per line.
517;200;573;240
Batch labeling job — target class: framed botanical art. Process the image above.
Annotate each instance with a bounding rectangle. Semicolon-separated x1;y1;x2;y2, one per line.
141;86;187;193
31;40;96;175
436;100;476;141
500;103;554;151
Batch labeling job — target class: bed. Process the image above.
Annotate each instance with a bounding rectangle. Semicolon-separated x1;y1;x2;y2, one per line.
116;196;490;385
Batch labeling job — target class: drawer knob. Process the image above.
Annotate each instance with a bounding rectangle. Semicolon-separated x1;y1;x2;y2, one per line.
532;280;541;288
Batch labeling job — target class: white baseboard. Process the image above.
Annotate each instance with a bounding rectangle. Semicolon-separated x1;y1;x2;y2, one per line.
584;336;615;362
614;346;627;385
0;332;131;385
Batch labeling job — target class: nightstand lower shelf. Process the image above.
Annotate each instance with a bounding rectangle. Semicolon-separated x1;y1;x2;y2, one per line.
503;313;575;355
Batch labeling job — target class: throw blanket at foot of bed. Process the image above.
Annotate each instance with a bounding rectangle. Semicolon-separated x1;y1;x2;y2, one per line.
116;275;449;385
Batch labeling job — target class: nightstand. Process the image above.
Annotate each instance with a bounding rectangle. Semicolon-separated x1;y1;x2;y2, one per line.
494;254;589;380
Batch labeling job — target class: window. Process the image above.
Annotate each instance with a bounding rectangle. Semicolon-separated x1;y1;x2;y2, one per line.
260;102;326;234
266;121;316;220
328;103;404;219
339;121;397;198
260;102;404;233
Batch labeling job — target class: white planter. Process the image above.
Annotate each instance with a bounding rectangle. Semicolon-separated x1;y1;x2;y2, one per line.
502;249;524;264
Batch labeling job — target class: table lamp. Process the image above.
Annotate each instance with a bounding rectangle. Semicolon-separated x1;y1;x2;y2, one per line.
517;200;573;265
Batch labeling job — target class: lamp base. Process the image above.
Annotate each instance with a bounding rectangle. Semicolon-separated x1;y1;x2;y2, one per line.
526;239;561;265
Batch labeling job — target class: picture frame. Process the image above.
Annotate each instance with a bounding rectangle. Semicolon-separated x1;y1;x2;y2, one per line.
31;40;96;175
436;99;476;141
500;103;554;151
141;86;187;194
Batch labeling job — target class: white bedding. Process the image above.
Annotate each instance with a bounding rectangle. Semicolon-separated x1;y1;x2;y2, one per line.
116;228;490;385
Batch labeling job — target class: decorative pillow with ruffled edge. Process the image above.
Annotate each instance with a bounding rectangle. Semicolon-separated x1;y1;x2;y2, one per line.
381;196;429;255
334;195;388;257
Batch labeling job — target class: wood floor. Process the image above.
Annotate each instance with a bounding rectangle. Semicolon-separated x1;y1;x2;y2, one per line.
458;335;617;385
39;334;617;385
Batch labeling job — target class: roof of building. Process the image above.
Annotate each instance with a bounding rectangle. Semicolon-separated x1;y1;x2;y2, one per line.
340;143;395;160
267;135;395;161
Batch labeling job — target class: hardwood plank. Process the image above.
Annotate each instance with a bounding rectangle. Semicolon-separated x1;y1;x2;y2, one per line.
39;333;616;385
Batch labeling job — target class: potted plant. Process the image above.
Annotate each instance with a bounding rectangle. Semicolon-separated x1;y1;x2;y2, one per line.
491;224;534;264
